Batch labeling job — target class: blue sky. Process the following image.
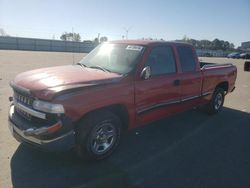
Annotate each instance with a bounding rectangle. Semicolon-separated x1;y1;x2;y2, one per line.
0;0;249;47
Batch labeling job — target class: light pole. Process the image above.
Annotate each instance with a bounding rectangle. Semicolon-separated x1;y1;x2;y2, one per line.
123;26;132;39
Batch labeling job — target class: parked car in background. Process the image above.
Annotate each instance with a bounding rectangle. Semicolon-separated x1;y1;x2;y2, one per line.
227;52;241;58
240;53;250;59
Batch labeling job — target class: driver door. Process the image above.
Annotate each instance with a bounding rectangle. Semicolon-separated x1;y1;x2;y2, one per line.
135;45;181;126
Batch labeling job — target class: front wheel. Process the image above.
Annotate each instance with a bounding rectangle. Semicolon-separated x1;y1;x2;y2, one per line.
75;110;121;161
206;88;225;115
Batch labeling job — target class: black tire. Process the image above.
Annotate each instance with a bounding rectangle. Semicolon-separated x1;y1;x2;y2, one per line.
206;88;225;115
75;110;121;161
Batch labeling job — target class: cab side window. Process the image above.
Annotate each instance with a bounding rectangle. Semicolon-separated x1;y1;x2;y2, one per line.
145;46;176;76
177;46;196;72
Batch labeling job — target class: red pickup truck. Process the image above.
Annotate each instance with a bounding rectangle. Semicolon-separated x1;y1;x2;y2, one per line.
8;40;237;160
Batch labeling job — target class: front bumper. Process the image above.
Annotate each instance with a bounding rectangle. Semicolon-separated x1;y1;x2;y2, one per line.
8;105;76;151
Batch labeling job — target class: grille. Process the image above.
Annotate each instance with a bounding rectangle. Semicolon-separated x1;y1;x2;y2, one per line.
12;89;58;127
14;91;33;107
15;107;32;121
13;91;34;120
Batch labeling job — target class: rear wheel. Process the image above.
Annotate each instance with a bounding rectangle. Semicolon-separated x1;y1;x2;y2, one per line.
206;88;225;115
75;110;121;160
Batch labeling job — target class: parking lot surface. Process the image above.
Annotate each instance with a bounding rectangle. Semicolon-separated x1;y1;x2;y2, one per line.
0;50;250;188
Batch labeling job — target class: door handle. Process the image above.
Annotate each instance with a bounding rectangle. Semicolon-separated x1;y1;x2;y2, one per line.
173;79;181;86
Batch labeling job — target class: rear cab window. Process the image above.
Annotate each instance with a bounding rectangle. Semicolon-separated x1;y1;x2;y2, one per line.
145;46;176;76
176;46;197;72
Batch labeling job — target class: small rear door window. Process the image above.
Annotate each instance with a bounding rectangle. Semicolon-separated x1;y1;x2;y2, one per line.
177;46;196;72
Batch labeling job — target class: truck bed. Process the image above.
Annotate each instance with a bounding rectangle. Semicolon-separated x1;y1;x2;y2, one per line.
200;62;216;68
200;61;233;69
200;61;237;95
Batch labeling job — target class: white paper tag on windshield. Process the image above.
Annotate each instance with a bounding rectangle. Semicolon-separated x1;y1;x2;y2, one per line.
126;45;143;51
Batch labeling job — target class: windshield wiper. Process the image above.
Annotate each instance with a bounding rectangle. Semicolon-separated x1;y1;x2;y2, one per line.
76;62;87;68
89;65;111;72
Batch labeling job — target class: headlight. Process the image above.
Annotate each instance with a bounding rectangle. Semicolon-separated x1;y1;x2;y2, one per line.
33;100;64;114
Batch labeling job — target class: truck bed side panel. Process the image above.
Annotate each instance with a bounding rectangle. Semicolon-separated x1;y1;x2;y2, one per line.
201;65;237;100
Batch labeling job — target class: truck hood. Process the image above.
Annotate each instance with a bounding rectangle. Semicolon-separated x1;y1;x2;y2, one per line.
13;65;123;100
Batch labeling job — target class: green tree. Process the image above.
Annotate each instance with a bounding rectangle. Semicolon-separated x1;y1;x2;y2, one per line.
222;41;230;50
60;32;81;42
200;40;212;49
0;28;9;36
94;37;99;45
100;36;108;43
212;39;222;50
229;43;235;50
178;36;235;51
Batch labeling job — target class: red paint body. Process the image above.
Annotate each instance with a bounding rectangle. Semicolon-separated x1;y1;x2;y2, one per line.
13;41;237;130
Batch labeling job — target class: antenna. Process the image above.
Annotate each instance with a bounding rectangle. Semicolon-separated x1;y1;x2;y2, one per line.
123;26;132;39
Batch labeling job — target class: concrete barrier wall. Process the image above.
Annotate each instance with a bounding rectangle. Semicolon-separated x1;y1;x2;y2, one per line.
0;36;97;53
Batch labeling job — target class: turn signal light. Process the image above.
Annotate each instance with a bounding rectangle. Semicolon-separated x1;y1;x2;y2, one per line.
47;122;62;133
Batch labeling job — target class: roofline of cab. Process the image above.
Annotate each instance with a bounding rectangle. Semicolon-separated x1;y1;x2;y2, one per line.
109;40;193;47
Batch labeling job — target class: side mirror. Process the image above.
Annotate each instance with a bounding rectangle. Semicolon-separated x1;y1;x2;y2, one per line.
140;66;151;80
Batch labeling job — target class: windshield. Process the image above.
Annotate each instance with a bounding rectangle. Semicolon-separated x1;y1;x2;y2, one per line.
78;43;144;74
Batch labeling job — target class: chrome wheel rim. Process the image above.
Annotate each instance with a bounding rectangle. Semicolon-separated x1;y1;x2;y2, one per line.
214;93;223;110
90;123;116;154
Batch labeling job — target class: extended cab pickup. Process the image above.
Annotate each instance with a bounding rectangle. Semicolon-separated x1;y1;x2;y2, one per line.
8;40;237;160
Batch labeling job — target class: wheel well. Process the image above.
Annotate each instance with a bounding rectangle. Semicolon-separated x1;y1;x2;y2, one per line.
106;105;129;130
216;81;229;93
78;104;129;131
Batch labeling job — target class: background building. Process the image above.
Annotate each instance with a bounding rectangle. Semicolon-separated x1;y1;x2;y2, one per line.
241;41;250;52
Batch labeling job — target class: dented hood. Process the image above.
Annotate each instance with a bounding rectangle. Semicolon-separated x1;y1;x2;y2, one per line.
13;65;122;100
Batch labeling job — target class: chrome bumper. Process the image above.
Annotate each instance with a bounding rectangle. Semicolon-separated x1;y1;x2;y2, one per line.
8;105;75;151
